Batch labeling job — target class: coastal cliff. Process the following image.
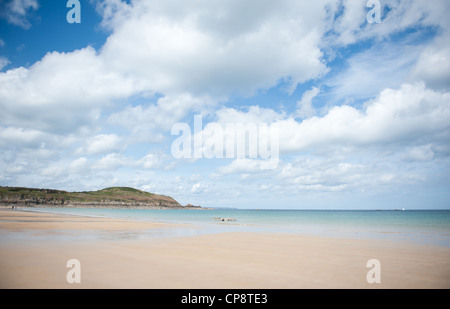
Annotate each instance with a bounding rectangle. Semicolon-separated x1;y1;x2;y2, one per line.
0;186;201;209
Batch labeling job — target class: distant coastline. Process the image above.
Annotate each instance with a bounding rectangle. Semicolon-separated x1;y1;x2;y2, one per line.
0;186;203;210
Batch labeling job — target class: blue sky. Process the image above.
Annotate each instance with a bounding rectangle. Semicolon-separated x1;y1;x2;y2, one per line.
1;0;450;209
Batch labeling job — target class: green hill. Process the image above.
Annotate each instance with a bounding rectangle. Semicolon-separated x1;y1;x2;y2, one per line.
0;186;198;209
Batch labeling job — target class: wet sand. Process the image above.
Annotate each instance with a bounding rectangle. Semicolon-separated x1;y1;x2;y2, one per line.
0;208;449;289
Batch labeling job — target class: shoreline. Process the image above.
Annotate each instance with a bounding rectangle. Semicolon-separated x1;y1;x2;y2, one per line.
0;204;208;210
9;205;450;248
1;208;449;288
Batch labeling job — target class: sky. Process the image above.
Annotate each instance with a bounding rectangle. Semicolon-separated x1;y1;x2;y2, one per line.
0;0;449;209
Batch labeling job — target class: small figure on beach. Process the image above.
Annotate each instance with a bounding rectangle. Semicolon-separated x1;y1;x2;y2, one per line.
213;217;236;222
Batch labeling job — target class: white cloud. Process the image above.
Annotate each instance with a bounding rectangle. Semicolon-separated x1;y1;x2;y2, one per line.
202;81;450;198
98;0;331;97
0;47;149;135
0;0;376;148
137;151;174;170
402;145;435;162
69;157;88;174
0;0;38;29
327;0;450;46
279;83;450;153
80;134;123;156
191;182;206;194
325;42;421;104
410;41;450;90
94;153;128;171
214;105;284;124
40;163;65;178
0;56;10;71
0;126;49;148
329;0;367;46
109;93;219;143
218;159;278;175
271;153;439;197
296;87;320;119
94;0;133;30
203;83;450;157
277;158;365;190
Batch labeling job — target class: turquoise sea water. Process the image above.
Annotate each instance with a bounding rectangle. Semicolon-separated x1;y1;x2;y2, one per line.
22;208;450;247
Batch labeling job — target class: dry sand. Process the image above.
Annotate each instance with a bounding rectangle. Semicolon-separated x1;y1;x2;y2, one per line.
0;208;449;289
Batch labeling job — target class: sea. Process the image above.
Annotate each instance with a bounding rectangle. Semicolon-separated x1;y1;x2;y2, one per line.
22;207;450;247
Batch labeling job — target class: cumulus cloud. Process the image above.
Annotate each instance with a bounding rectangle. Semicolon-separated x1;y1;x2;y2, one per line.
0;47;149;135
0;0;334;148
279;83;450;153
205;82;450;182
98;0;331;97
202;82;450;157
410;39;450;90
6;0;445;143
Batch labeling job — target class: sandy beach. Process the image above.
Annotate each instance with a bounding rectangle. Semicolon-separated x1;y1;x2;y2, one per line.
0;207;449;289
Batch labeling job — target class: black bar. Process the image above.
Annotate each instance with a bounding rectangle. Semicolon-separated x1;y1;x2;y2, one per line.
0;289;445;307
